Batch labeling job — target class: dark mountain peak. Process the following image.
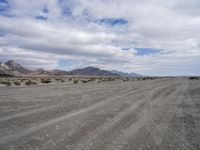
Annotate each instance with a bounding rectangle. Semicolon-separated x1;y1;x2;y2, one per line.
69;66;120;77
6;60;15;63
5;60;31;74
6;60;22;67
82;66;100;71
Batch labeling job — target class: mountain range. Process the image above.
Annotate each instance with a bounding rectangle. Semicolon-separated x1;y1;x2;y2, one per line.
0;60;141;77
111;70;142;77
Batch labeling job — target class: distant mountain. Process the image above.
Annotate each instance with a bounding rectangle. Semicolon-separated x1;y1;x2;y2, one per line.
69;67;120;77
111;70;142;77
30;68;49;76
5;60;31;74
0;62;14;76
0;60;142;77
49;69;69;76
0;62;10;70
31;69;69;76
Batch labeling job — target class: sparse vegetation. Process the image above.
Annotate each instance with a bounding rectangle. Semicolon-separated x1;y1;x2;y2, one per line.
107;77;115;81
41;78;51;83
25;80;37;85
74;79;79;84
0;80;11;86
82;80;88;83
13;81;21;85
20;79;26;82
123;78;130;82
189;76;199;80
55;78;64;82
87;77;96;82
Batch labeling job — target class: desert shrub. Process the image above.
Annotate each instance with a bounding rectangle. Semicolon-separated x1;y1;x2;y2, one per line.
73;79;79;84
25;80;37;85
68;78;72;81
107;77;115;81
41;78;51;83
60;79;65;82
13;81;21;85
81;80;88;83
20;79;26;82
123;78;129;82
0;81;11;86
87;77;96;82
189;77;199;80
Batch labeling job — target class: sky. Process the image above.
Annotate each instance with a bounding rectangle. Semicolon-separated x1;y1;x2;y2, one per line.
0;0;200;76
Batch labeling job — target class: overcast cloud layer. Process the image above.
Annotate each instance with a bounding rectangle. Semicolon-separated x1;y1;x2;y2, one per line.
0;0;200;76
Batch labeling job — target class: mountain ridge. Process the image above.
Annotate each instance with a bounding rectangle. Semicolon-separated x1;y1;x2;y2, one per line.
0;60;141;77
111;70;142;77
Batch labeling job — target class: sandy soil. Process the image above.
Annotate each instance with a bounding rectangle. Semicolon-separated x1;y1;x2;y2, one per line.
0;78;199;150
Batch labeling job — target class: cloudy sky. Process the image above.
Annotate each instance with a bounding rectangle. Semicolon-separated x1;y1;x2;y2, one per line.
0;0;200;76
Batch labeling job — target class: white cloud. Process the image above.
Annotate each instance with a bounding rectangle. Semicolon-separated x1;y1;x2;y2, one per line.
0;0;200;75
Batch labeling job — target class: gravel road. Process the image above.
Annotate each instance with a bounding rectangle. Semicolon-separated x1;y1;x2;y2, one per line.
0;78;199;150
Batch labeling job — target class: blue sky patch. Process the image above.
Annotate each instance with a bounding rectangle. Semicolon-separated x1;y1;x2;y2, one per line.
96;18;128;26
0;0;9;13
62;7;72;17
35;16;47;21
42;6;49;14
135;48;161;56
122;48;130;51
0;31;6;36
58;59;75;69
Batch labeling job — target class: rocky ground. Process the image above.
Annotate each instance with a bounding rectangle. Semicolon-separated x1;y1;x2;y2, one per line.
0;78;199;150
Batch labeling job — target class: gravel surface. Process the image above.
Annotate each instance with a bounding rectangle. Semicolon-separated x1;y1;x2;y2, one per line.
0;78;199;150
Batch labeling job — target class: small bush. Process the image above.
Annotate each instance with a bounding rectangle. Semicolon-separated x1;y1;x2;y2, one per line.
0;81;11;86
82;80;88;83
60;79;65;82
25;80;37;85
13;81;21;85
107;77;115;81
68;78;72;81
41;78;51;83
20;79;26;82
189;77;199;80
74;79;79;84
90;77;96;81
123;78;129;82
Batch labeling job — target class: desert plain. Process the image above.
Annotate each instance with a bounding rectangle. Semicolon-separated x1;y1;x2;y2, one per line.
0;77;199;150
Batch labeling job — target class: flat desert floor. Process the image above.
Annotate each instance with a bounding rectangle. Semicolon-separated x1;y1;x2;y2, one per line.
0;78;200;150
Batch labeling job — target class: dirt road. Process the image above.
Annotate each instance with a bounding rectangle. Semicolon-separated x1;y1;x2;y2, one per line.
0;78;199;150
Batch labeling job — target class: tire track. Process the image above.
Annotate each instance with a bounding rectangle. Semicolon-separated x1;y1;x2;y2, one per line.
104;79;184;150
0;85;142;144
0;78;190;150
69;80;178;150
